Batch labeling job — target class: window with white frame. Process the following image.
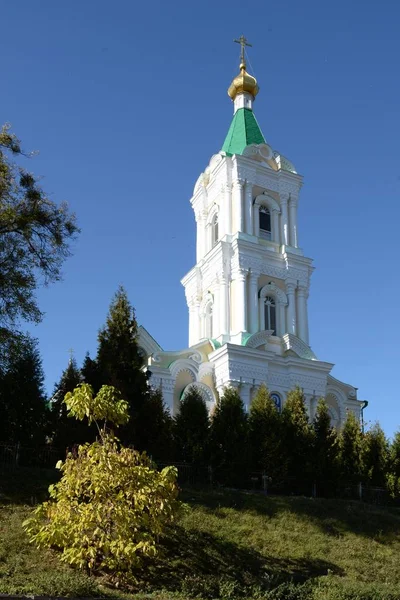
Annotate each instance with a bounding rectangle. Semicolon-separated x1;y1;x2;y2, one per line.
259;206;271;240
211;213;219;247
264;296;276;334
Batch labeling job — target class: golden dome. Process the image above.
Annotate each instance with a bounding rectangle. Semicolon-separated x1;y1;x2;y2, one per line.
228;61;259;101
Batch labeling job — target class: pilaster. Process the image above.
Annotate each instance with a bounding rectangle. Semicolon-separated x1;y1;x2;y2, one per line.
285;279;297;335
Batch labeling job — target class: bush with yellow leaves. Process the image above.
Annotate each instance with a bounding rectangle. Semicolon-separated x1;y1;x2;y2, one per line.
23;384;181;582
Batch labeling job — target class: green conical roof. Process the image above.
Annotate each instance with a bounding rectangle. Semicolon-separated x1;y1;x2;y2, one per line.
221;108;266;156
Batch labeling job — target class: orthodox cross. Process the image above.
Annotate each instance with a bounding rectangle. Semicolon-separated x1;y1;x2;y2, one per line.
67;348;74;362
234;35;252;65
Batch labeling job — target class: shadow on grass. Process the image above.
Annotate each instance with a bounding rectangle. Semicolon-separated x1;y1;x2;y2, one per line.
137;525;343;596
182;487;400;544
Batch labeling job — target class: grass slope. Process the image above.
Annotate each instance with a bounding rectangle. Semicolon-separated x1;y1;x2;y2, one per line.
1;469;400;599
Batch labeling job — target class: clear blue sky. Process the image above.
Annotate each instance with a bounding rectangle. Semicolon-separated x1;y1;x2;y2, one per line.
2;0;400;436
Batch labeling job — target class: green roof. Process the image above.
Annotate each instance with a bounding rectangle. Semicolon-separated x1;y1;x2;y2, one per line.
221;108;266;156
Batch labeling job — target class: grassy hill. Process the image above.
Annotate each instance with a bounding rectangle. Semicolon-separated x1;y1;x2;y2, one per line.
1;468;400;599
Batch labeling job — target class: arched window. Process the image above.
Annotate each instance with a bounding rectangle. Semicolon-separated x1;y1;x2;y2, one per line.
270;392;282;413
205;303;213;338
211;214;219;247
259;206;271;240
264;296;276;334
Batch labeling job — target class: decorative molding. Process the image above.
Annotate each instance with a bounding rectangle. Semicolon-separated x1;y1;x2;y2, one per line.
282;333;318;361
289;373;326;394
198;362;215;382
260;282;288;306
268;372;291;388
169;359;197;381
254;193;280;213
245;330;274;349
238;256;308;283
182;381;215;409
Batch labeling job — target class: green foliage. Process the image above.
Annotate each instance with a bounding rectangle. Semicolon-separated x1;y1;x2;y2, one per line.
64;383;129;429
23;385;181;582
361;422;389;487
210;387;249;486
389;430;400;477
312;399;339;494
136;388;175;461
174;388;210;465
0;332;47;445
50;358;96;451
23;438;180;579
0;124;78;334
83;286;150;446
281;386;313;485
248;385;282;479
338;411;363;484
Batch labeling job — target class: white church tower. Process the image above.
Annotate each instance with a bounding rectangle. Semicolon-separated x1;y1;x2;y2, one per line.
140;37;366;427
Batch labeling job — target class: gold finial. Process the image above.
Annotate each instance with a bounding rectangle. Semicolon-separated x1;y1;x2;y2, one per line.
228;35;259;101
234;35;252;70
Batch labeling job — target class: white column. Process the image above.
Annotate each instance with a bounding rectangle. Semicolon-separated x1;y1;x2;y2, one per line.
219;275;229;337
244;181;253;235
233;179;244;233
272;209;280;244
195;211;205;261
188;300;200;346
249;271;259;334
286;280;297;335
289;196;298;247
280;195;289;246
297;285;309;344
278;304;286;336
221;183;232;237
240;383;252;412
253;203;260;237
235;268;247;333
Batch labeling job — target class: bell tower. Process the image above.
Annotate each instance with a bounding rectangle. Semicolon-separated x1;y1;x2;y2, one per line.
145;37;365;425
182;36;311;351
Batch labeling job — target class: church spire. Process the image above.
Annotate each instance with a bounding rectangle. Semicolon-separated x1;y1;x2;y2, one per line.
227;35;259;105
222;36;265;156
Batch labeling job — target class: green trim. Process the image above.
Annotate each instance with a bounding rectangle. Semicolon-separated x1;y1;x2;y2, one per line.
222;108;266;156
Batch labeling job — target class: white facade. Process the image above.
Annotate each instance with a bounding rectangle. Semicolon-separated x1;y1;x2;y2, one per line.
140;62;366;428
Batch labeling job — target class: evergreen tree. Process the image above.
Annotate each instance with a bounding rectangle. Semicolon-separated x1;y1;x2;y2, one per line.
81;352;102;393
389;430;400;478
338;410;363;486
361;422;389;488
312;398;339;496
50;358;96;453
281;386;313;492
91;286;149;444
136;388;174;461
174;388;210;465
0;333;47;446
210;387;249;486
387;430;400;498
248;385;282;481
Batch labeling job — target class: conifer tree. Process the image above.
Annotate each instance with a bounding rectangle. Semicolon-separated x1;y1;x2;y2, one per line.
210;387;249;486
338;410;363;486
389;430;400;478
386;430;400;498
174;388;210;465
281;386;313;491
0;334;47;446
51;358;96;453
136;388;174;461
312;398;339;496
361;422;389;488
248;385;282;481
89;286;149;444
